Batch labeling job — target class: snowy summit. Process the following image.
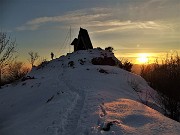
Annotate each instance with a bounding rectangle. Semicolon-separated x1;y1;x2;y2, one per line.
0;48;180;135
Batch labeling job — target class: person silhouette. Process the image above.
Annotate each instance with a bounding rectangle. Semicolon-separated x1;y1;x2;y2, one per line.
51;52;54;60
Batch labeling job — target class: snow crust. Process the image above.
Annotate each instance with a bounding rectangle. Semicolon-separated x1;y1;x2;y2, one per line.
0;48;180;135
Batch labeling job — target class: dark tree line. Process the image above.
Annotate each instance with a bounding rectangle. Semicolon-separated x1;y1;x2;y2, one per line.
141;54;180;121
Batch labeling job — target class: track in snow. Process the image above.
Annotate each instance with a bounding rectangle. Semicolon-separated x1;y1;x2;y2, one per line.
59;61;86;135
62;90;85;135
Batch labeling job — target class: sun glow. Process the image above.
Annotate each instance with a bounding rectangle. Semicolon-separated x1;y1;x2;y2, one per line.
137;53;149;64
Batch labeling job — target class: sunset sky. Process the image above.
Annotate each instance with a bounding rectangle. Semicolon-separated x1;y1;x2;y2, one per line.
1;0;180;64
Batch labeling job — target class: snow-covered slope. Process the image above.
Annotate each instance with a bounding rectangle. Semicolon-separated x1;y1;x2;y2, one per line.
0;48;180;135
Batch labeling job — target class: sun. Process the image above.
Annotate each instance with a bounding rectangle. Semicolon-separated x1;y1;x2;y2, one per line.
137;53;149;64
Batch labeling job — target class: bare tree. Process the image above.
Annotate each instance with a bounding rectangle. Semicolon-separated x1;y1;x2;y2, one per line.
28;51;39;67
0;32;16;88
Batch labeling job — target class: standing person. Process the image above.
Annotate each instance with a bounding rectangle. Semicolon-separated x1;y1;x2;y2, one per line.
51;52;54;60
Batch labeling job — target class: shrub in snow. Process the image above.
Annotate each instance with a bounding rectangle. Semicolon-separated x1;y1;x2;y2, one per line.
4;61;29;84
121;61;133;72
91;55;133;72
105;46;114;52
97;47;103;50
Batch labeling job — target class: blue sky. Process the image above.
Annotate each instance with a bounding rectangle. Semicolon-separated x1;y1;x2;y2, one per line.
1;0;180;64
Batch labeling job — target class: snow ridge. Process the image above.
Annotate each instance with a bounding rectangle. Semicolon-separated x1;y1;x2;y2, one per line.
0;48;180;135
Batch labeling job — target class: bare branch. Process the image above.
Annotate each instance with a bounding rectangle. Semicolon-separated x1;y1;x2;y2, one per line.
28;51;39;67
0;32;16;87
